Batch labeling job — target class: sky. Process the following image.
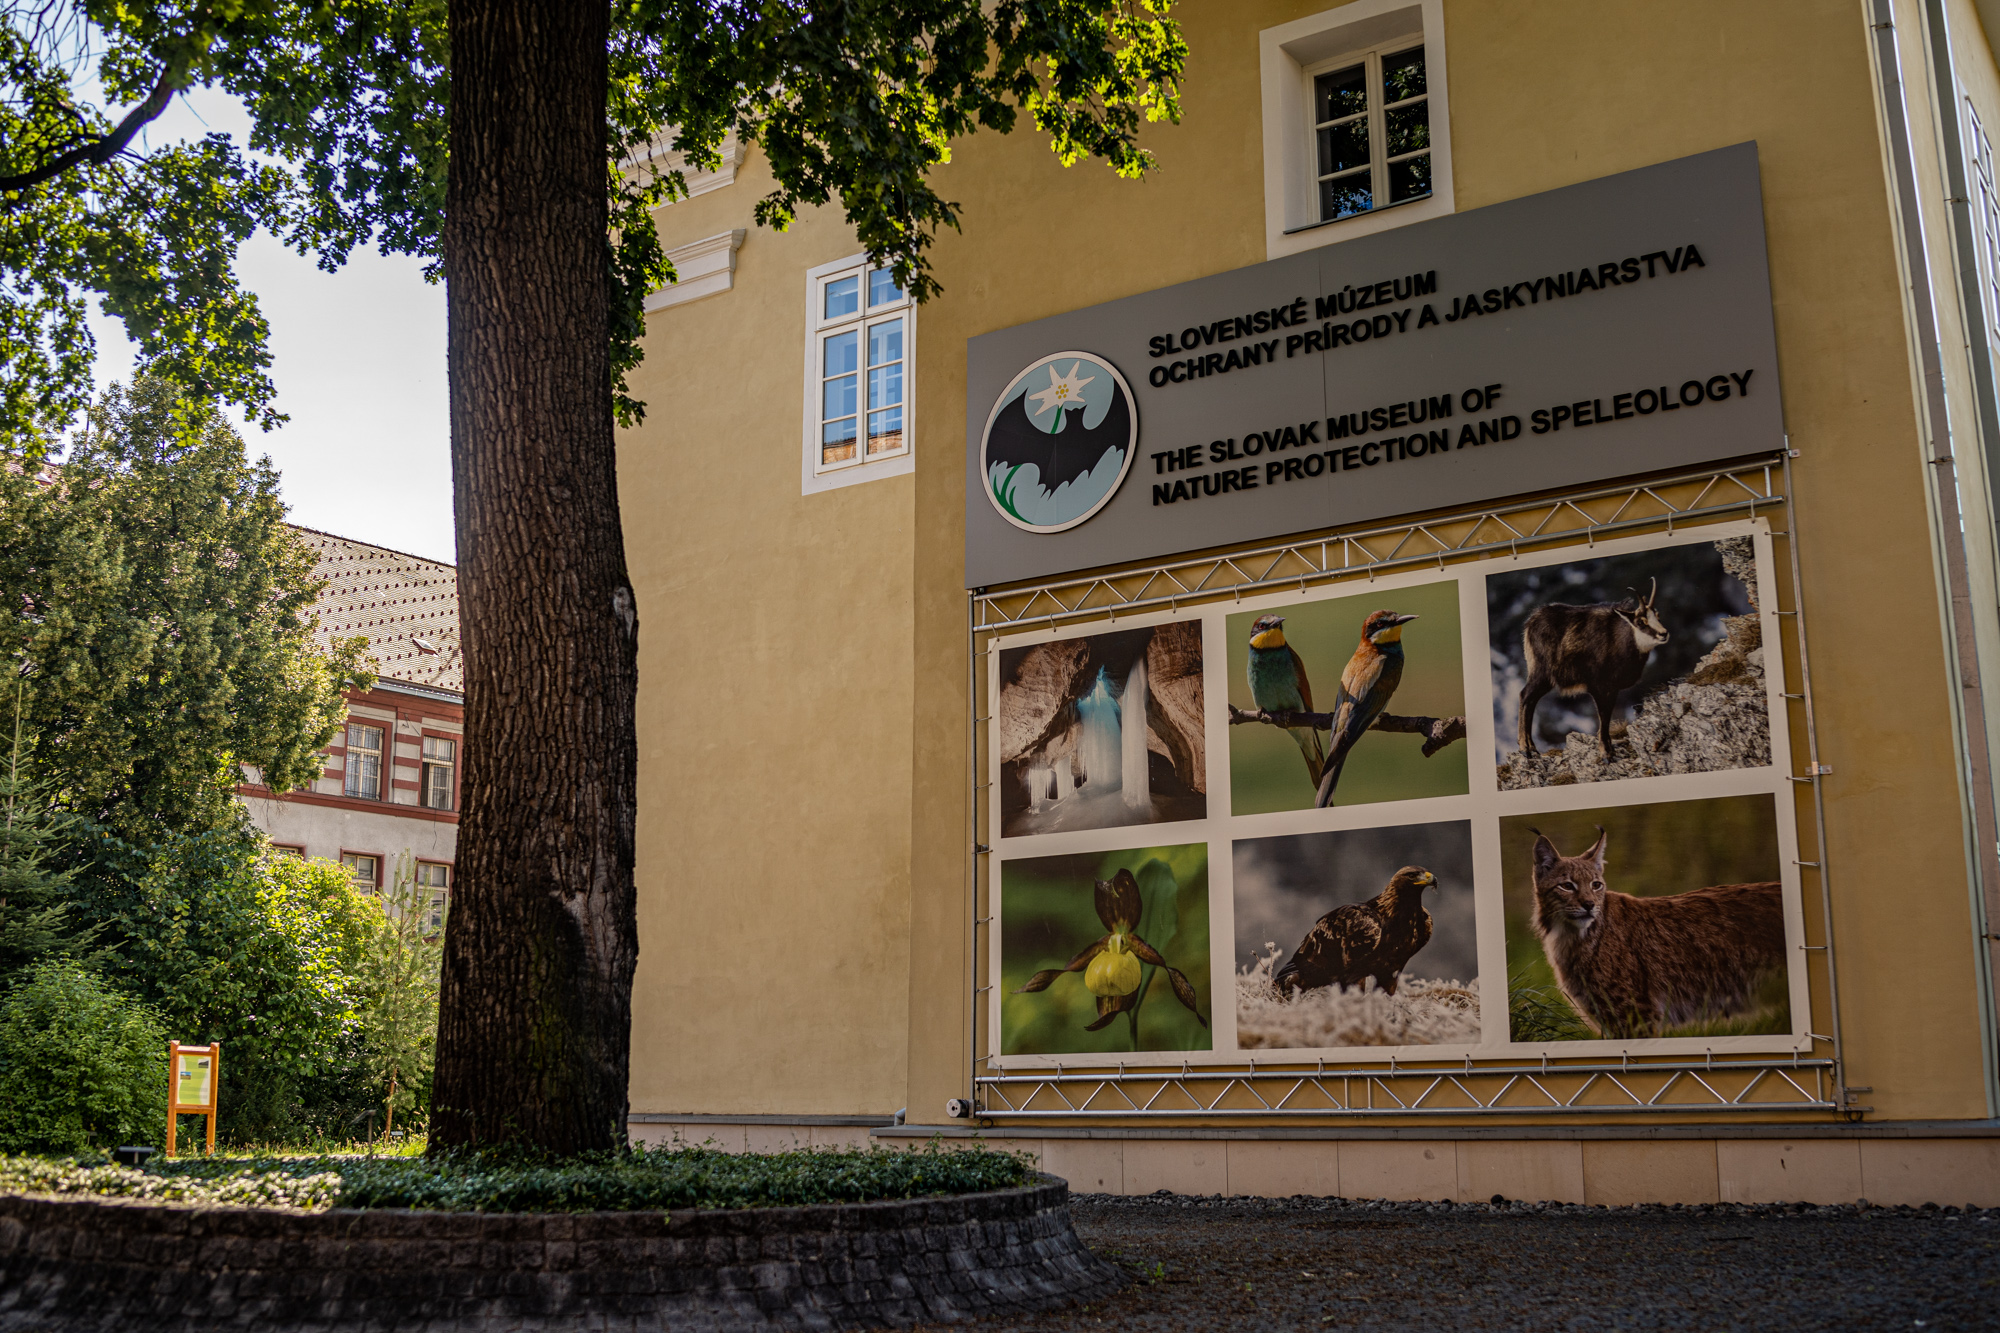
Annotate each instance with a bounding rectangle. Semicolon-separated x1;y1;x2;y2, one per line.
85;88;455;564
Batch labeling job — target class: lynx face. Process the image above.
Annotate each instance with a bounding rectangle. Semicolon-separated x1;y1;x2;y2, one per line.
1531;829;1609;938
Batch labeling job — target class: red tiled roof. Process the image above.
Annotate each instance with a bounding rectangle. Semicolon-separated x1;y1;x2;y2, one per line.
293;527;462;695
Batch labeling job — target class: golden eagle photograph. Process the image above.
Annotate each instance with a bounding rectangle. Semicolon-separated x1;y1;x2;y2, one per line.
1234;822;1479;1050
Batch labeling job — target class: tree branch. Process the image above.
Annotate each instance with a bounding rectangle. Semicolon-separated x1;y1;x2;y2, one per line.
1227;705;1467;758
0;65;183;196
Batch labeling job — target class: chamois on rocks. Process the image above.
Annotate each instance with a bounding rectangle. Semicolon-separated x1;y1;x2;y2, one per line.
1517;579;1668;759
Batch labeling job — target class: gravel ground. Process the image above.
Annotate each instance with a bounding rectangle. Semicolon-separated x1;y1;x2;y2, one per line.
949;1193;2000;1332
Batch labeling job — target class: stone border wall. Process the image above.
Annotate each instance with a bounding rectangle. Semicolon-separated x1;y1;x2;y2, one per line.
0;1174;1119;1331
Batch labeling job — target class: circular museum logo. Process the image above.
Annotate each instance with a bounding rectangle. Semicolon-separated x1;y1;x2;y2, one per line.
980;351;1139;534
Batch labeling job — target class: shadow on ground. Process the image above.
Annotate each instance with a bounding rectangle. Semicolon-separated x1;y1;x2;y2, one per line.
932;1192;2000;1332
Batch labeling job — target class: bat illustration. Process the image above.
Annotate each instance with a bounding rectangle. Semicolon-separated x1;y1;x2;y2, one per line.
985;363;1132;493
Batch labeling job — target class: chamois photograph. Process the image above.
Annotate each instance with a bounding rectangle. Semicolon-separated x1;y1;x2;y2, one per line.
1501;794;1793;1044
1233;822;1479;1051
1487;536;1769;789
1225;580;1468;815
996;621;1206;838
998;843;1213;1057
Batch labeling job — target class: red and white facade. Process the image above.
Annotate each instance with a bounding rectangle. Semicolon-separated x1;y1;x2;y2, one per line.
237;529;462;900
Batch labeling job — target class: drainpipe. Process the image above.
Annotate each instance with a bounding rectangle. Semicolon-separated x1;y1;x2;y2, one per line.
1868;0;2000;1113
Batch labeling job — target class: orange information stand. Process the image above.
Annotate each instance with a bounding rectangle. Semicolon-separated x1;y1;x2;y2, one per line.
165;1041;220;1156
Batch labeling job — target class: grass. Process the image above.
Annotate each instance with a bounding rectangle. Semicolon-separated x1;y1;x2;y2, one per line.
0;1141;1035;1213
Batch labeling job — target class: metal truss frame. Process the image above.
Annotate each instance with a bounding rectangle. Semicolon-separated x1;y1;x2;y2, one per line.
966;452;1850;1124
975;1054;1838;1119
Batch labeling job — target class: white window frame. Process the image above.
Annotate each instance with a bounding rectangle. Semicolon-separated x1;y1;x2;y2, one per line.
420;735;456;811
801;252;916;495
1968;100;2000;341
344;723;385;801
1260;0;1453;260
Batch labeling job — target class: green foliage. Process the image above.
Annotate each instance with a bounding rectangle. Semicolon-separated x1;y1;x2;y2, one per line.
0;960;167;1152
1001;843;1210;1056
1226;580;1469;815
0;692;95;986
0;5;290;455
355;855;443;1131
20;0;1188;428
75;832;378;1141
0;1153;341;1207
0;1141;1033;1212
0;377;370;844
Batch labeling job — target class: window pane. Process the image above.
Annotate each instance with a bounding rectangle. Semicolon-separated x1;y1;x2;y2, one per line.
1385;101;1429;157
868;268;904;306
823;373;857;423
823;329;857;377
822;274;859;320
1317;118;1369;177
1388;152;1432;204
423;763;453;810
1382;45;1426;102
422;736;455;762
822;414;858;465
868;317;902;368
1319;170;1373;222
867;407;904;455
1314;64;1366;122
348;724;381;751
868;361;902;412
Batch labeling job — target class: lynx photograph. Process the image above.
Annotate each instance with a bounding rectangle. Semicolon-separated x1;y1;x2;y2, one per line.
996;621;1205;838
1488;536;1769;790
1501;794;1792;1043
998;843;1212;1058
1233;822;1479;1050
1225;580;1467;816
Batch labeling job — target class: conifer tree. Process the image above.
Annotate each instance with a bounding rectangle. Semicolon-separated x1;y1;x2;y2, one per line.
0;679;85;987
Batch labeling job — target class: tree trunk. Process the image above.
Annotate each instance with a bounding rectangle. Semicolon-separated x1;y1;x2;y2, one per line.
431;0;637;1152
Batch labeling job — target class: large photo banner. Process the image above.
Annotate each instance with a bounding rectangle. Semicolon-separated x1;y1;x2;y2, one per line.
986;520;1808;1065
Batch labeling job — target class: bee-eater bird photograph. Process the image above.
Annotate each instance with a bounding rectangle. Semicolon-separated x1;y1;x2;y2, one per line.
1228;582;1469;815
1245;614;1327;787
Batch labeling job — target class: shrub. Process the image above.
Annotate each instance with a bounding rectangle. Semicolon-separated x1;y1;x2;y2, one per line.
0;961;166;1152
76;831;378;1141
0;1142;1037;1213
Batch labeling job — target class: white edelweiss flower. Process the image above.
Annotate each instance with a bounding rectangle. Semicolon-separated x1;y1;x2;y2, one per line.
1026;361;1095;423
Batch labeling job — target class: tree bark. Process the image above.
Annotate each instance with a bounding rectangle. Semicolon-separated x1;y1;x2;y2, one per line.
431;0;637;1152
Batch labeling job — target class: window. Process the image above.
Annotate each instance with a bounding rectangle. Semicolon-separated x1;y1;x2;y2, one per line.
271;844;306;859
803;254;916;493
1260;1;1453;259
416;862;450;932
340;852;380;891
421;736;456;811
344;723;384;800
1970;103;2000;338
1311;43;1430;223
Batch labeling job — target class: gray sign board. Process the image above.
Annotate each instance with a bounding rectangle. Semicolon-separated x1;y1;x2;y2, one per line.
963;143;1783;589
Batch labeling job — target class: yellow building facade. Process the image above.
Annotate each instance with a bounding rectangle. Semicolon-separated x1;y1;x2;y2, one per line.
618;0;2000;1203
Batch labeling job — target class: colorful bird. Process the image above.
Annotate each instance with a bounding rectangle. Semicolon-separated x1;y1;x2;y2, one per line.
1013;867;1208;1033
1316;610;1419;808
1245;614;1327;787
1274;865;1445;996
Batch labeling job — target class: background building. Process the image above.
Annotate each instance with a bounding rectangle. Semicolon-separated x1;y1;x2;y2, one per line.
237;529;461;909
619;0;2000;1202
